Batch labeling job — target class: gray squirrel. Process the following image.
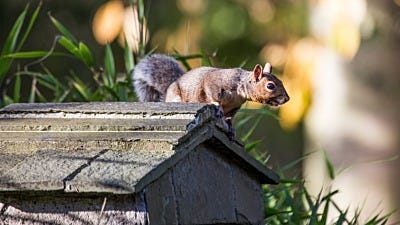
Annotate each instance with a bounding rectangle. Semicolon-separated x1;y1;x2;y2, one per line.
132;54;289;121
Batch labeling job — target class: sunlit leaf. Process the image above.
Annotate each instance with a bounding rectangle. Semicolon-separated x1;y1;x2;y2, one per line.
29;77;36;103
58;36;80;58
78;42;94;67
124;39;134;73
245;140;261;152
71;76;92;100
104;44;115;86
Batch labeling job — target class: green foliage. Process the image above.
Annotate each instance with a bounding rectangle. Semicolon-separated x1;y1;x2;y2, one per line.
0;2;41;96
263;175;394;225
237;110;395;225
0;2;141;107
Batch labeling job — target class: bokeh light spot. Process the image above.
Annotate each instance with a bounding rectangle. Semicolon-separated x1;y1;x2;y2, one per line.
92;0;124;45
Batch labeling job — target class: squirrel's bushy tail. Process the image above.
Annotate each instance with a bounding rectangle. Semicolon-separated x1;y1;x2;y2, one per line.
132;54;184;102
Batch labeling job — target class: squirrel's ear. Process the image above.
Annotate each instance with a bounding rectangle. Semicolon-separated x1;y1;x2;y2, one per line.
253;64;263;80
263;63;272;73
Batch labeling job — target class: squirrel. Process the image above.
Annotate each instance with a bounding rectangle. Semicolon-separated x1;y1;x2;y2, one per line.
132;54;289;123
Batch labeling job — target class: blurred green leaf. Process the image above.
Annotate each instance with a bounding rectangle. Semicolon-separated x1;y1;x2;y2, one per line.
277;152;313;173
104;44;115;86
36;66;70;102
13;73;21;103
245;140;261;152
58;36;80;58
304;189;319;225
201;50;213;66
78;42;94;67
104;86;119;100
0;5;27;56
239;107;280;120
238;59;248;68
241;115;262;142
124;40;134;73
0;4;28;84
118;84;128;101
138;0;144;20
36;88;47;102
336;208;348;225
29;77;36;103
49;13;78;45
101;72;111;88
3;51;66;59
16;1;42;51
71;76;92;100
323;150;335;180
2;95;14;106
234;113;255;130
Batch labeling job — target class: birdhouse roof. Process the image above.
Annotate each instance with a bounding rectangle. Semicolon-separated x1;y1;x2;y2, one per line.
0;102;279;195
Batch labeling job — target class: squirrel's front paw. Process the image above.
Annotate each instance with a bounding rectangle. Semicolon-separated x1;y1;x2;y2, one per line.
214;105;224;118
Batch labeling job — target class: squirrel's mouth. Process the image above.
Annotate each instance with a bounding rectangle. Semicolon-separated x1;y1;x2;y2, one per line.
266;99;280;107
266;95;289;107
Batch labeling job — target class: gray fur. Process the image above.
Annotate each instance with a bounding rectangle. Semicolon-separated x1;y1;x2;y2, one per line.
132;54;184;102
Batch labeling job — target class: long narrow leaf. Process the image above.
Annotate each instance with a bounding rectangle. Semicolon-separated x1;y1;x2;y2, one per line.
16;2;42;51
29;76;37;103
49;13;78;45
124;39;134;73
35;88;47;102
0;59;12;86
58;36;80;58
239;107;280;120
13;73;21;103
321;195;331;224
104;86;119;100
336;208;348;225
78;42;94;67
1;95;14;106
118;84;128;101
234;113;255;130
3;51;67;59
104;44;115;86
277;152;314;173
71;76;92;100
323;150;335;180
245;140;261;152
306;190;321;225
241;115;262;142
0;5;28;83
1;5;27;55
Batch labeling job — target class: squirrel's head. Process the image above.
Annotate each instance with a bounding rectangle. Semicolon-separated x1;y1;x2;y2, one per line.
250;63;290;107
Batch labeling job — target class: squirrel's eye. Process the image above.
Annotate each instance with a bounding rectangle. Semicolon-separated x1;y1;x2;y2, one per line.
266;82;275;90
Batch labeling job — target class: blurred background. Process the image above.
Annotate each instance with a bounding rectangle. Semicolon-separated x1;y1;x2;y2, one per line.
0;0;399;223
